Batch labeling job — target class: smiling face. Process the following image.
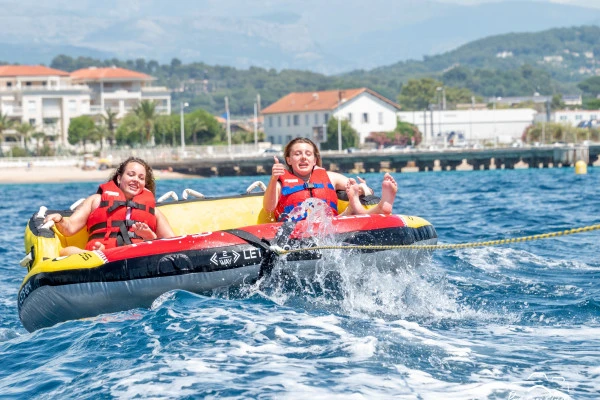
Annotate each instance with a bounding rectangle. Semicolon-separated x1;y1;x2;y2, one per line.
286;142;317;178
117;161;147;199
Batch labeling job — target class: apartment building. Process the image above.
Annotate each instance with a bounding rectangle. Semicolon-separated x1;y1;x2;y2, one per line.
0;65;171;150
70;66;171;118
261;88;401;145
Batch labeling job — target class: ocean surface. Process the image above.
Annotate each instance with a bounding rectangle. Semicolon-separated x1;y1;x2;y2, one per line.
0;168;599;399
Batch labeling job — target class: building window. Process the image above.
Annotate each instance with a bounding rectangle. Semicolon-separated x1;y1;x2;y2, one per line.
25;82;32;86
29;118;36;126
348;113;352;122
278;116;282;127
7;82;12;87
28;101;36;112
575;115;583;120
68;100;77;112
324;113;329;123
43;118;57;126
362;113;369;123
305;114;309;125
286;135;292;143
378;112;384;125
293;114;300;126
287;115;291;126
559;116;567;121
314;113;319;125
269;116;273;128
268;135;274;143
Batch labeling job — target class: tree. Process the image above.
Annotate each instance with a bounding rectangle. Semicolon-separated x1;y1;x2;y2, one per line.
15;122;35;153
134;100;158;145
550;94;565;111
116;114;144;146
93;124;108;151
577;76;600;97
68;115;96;151
185;109;223;145
101;108;119;146
321;117;359;151
366;120;421;148
32;132;47;156
153;114;179;146
398;78;444;111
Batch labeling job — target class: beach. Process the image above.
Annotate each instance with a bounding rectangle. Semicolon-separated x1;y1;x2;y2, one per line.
0;165;196;184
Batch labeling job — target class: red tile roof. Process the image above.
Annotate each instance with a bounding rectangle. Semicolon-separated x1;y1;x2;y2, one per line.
261;88;400;114
70;67;154;81
0;65;69;77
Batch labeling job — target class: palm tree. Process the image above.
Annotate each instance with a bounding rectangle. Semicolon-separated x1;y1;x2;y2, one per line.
0;112;15;156
102;108;119;146
15;122;35;153
188;116;208;145
32;132;46;156
93;124;109;151
134;100;157;145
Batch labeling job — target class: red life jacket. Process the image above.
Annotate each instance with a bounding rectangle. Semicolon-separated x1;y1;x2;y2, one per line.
275;166;338;221
85;180;157;250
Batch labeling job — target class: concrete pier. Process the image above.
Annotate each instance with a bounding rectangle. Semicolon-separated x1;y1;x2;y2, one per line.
154;145;599;177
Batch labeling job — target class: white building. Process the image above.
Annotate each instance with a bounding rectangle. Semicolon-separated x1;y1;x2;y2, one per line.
261;88;401;146
397;108;538;145
70;66;171;118
549;110;599;126
0;65;171;150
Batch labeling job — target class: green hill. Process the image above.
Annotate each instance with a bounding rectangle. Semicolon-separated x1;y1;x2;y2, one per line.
46;25;600;114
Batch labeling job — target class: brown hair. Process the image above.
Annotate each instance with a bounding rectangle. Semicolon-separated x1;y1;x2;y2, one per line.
283;137;322;170
109;156;156;195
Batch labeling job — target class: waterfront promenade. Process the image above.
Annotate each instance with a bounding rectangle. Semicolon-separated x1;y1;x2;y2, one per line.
155;144;597;177
0;144;597;182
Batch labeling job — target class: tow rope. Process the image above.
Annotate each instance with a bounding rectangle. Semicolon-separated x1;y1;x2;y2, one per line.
271;224;600;256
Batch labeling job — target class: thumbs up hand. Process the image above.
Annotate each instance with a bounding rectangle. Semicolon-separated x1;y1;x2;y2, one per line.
271;156;285;178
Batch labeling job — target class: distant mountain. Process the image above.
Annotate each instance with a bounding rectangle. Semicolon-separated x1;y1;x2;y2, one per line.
0;0;599;74
346;25;600;98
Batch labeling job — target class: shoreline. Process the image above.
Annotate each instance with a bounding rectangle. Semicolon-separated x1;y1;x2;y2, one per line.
0;166;199;184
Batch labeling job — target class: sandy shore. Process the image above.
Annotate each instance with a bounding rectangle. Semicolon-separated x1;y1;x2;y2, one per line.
0;166;198;184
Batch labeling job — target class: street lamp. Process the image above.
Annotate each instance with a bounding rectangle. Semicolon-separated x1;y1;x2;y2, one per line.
180;102;188;154
436;87;445;148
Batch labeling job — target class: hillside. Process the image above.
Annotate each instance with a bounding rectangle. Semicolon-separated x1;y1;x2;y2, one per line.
46;25;600;114
1;0;599;74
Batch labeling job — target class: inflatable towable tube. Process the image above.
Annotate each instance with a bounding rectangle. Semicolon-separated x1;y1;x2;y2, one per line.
18;184;437;332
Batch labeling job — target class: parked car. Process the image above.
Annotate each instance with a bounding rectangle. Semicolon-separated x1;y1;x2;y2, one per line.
384;145;407;152
261;148;283;157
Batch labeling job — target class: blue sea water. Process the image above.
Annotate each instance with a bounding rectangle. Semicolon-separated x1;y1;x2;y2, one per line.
0;168;599;399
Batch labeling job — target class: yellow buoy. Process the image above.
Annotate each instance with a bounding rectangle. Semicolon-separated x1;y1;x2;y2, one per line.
575;160;587;175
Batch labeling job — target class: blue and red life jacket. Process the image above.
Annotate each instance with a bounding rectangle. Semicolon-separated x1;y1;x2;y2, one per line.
85;180;157;250
275;167;338;221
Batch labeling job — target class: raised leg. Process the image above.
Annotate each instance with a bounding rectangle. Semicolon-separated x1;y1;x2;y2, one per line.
367;173;397;215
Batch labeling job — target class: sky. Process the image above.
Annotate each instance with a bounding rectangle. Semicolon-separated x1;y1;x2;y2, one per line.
0;0;598;72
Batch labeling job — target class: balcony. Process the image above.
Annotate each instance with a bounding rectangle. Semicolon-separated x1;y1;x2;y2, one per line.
0;106;23;116
1;85;90;93
141;86;170;93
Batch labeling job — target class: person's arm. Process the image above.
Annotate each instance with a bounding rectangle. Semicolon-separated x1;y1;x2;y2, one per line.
44;194;99;236
327;171;374;196
155;209;176;239
326;171;350;191
263;156;284;212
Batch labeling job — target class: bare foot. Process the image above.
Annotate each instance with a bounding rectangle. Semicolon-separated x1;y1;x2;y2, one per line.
343;178;367;215
368;173;397;215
